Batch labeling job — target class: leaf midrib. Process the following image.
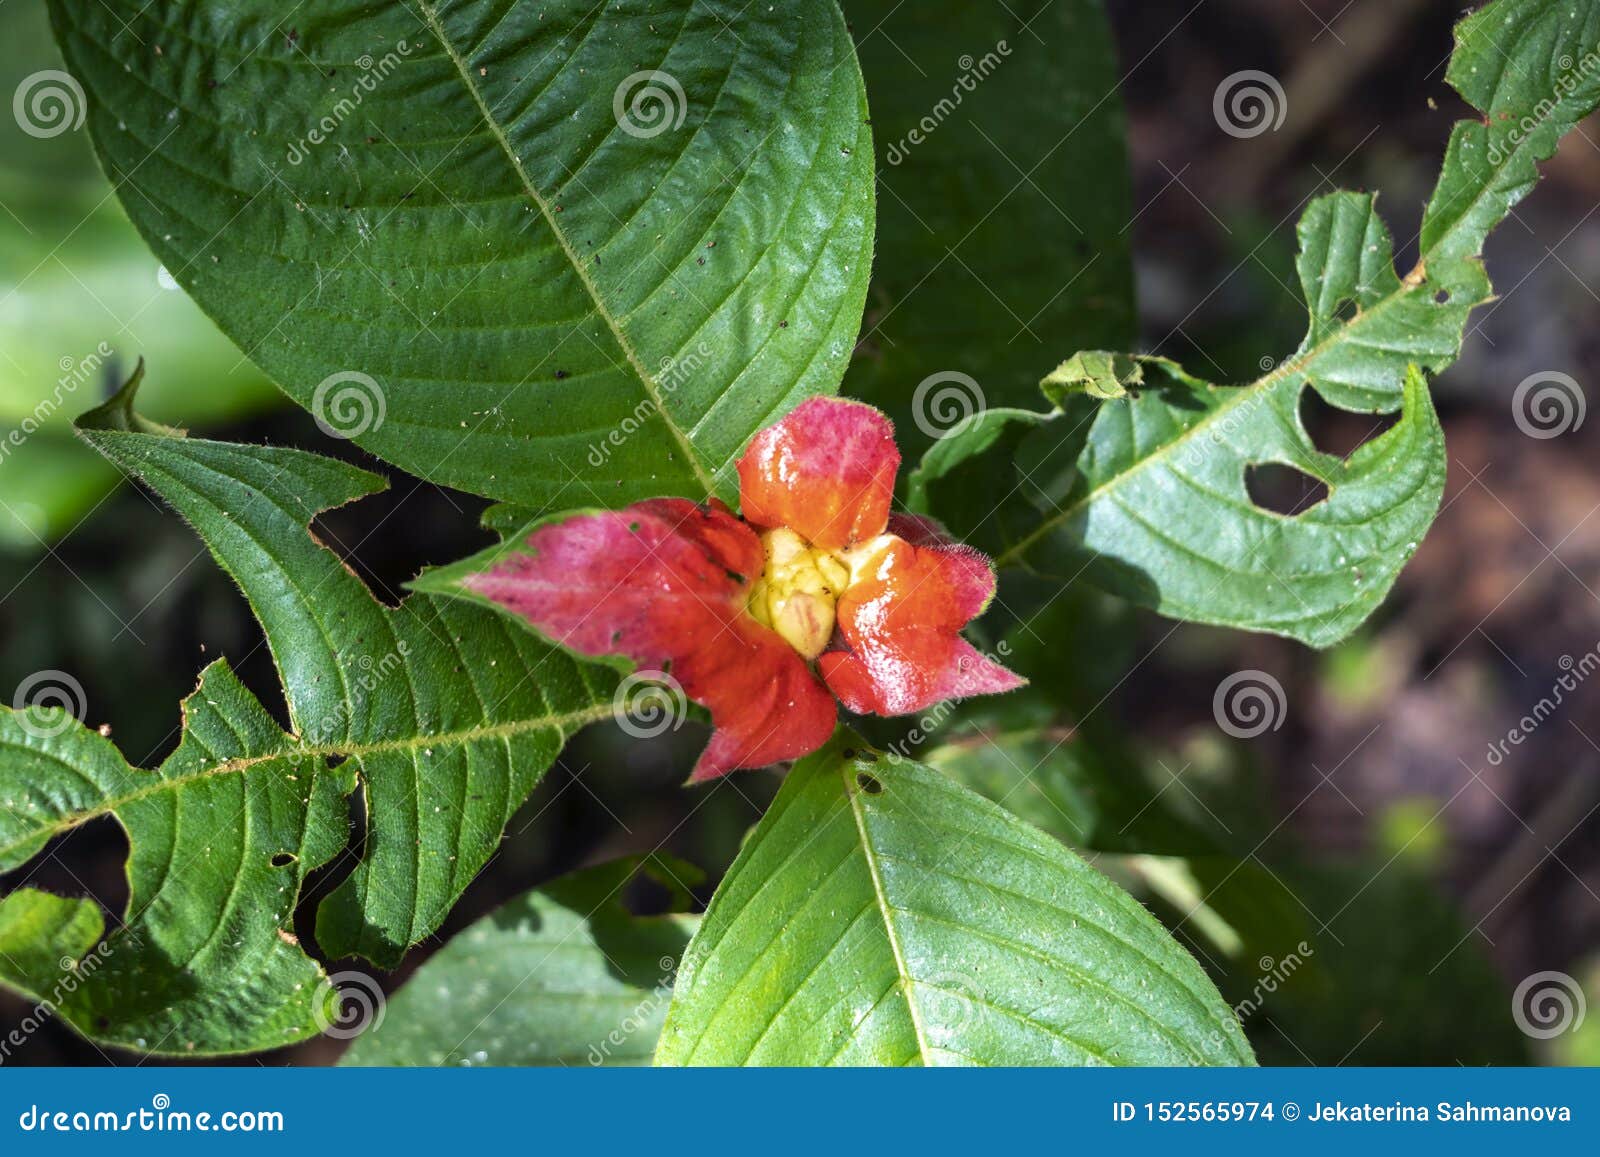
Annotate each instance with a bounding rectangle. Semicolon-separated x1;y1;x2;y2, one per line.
0;703;613;864
844;766;934;1064
415;0;717;495
994;97;1554;570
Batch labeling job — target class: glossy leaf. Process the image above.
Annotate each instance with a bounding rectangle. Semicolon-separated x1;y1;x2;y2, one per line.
46;0;875;509
656;732;1253;1065
341;859;700;1067
921;0;1600;647
0;368;616;1054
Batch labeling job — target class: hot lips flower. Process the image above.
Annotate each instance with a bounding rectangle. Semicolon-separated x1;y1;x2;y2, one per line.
454;397;1023;780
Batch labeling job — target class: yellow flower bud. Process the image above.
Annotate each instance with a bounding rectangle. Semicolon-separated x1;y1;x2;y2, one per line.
748;528;849;660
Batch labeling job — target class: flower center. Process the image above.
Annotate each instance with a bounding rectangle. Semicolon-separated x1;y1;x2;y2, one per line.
748;528;848;660
749;528;900;660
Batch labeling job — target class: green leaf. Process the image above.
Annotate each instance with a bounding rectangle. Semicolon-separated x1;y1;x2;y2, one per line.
341;858;700;1067
840;0;1136;460
1018;361;1445;646
0;368;616;1055
0;659;351;1054
656;732;1253;1065
925;0;1600;647
46;0;874;508
1041;350;1145;402
0;890;106;1006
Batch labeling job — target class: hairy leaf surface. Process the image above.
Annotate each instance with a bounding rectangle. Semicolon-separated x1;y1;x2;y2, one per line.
0;369;615;1054
656;733;1252;1065
918;0;1600;647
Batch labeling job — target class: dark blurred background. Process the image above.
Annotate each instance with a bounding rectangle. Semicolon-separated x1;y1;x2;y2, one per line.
3;0;1598;1065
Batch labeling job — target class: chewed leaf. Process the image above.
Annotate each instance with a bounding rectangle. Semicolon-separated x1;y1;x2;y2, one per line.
1007;364;1445;646
1041;351;1146;402
914;0;1600;648
45;0;875;510
0;369;616;1054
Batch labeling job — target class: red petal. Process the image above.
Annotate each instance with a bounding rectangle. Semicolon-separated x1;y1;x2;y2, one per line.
461;498;835;779
737;397;899;550
819;537;1025;716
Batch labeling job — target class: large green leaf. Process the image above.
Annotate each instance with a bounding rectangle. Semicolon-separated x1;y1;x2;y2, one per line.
46;0;874;508
341;858;699;1066
841;0;1135;462
0;367;616;1054
918;0;1600;647
656;732;1253;1065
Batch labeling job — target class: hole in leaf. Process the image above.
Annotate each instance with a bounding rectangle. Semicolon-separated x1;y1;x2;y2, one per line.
855;772;883;795
623;868;677;917
1333;298;1359;324
1299;389;1400;459
294;777;369;950
309;483;494;610
325;753;348;770
1434;289;1450;304
1246;463;1330;515
1;815;128;919
270;852;297;868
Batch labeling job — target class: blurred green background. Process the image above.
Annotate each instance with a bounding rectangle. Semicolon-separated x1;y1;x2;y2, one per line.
2;0;1598;1066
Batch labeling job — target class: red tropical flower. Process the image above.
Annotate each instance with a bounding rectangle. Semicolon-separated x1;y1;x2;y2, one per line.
460;397;1024;780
